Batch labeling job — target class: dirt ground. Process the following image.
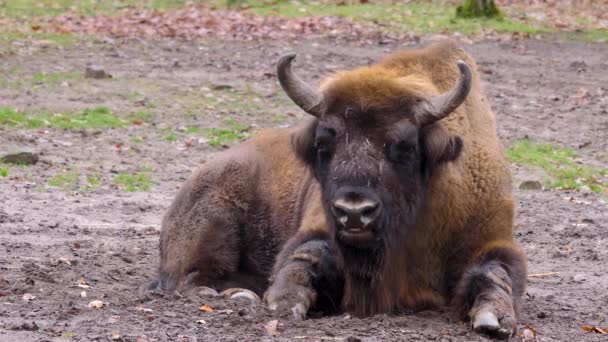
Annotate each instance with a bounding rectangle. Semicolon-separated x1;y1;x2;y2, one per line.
1;34;607;342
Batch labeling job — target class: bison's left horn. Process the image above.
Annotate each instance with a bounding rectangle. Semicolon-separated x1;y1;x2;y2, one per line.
277;53;325;118
414;60;472;126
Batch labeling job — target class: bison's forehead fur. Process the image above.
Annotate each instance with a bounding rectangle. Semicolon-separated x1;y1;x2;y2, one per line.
320;66;440;122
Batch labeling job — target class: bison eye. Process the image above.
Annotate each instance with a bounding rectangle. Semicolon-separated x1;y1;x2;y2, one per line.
314;126;336;149
388;141;417;164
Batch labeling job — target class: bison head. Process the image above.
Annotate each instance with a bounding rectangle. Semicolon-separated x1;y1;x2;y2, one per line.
279;54;471;257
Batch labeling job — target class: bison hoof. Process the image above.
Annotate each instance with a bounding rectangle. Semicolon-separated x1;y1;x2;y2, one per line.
221;288;261;302
265;284;315;320
471;308;516;340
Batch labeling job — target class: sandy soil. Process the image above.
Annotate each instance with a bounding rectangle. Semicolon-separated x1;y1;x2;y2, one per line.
1;35;607;341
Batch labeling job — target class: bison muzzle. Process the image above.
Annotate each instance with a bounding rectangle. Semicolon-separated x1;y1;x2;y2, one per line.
148;41;527;340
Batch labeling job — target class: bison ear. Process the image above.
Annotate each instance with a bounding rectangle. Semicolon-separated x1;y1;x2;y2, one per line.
291;118;319;165
421;124;463;172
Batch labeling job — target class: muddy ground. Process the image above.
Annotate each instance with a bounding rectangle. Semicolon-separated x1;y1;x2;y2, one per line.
1;35;607;342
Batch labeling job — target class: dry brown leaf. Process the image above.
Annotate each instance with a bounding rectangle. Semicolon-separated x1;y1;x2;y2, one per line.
582;325;608;334
265;319;278;336
88;300;104;308
521;324;538;341
78;276;91;288
199;304;214;312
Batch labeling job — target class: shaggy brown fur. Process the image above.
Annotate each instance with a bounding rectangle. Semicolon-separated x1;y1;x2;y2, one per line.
150;40;526;339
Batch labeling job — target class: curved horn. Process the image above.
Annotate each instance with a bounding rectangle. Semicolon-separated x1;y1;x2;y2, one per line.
277;53;325;117
414;60;472;126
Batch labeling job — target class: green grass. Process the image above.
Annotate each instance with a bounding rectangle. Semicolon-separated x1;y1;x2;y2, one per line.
186;126;200;133
0;31;76;47
130;136;145;143
48;170;79;191
162;133;178;141
0;69;83;90
0;107;45;128
204;119;250;148
0;0;189;18
0;166;9;178
507;138;607;193
86;173;101;190
31;71;81;86
129;110;154;123
61;331;74;339
241;1;545;36
0;106;125;130
114;171;152;192
48;170;103;192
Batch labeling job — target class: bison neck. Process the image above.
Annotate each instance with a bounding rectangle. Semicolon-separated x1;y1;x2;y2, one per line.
339;244;398;316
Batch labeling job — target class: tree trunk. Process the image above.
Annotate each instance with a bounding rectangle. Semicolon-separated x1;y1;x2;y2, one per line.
456;0;502;18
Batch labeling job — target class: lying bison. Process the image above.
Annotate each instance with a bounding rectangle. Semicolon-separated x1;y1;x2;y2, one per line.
149;41;527;339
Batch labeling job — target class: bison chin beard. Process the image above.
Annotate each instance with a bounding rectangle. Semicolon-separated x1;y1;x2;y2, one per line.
333;193;425;317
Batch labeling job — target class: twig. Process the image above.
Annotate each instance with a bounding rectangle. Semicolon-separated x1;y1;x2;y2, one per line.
293;337;344;340
528;272;560;277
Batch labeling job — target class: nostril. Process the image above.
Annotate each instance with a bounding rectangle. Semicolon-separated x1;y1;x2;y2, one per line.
361;204;379;218
332;205;347;218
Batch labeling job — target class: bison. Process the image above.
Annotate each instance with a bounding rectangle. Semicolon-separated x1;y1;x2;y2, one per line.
149;41;527;339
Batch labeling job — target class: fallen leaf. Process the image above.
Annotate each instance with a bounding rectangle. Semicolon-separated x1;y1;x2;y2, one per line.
132;119;143;125
265;319;278;336
521;324;537;341
88;300;104;308
73;242;81;249
111;331;122;340
199;304;214;312
78;276;91;289
582;325;608;334
59;257;72;266
22;293;36;302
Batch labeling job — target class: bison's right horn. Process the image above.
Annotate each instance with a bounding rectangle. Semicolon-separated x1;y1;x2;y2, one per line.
277;54;325;118
414;60;472;126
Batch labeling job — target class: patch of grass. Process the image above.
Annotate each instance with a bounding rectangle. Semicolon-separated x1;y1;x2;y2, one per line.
61;331;74;339
0;0;189;18
46;107;124;129
507;138;607;193
0;166;9;178
186;126;200;133
86;173;101;190
583;29;608;43
130;136;145;144
114;171;152;192
162;133;178;141
0;106;125;130
129;110;154;123
48;170;79;191
0;31;76;48
241;1;545;36
204;119;250;148
31;71;81;87
0;107;45;128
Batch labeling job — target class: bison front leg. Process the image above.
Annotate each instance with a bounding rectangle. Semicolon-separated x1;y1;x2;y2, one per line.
453;241;527;340
265;231;343;320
